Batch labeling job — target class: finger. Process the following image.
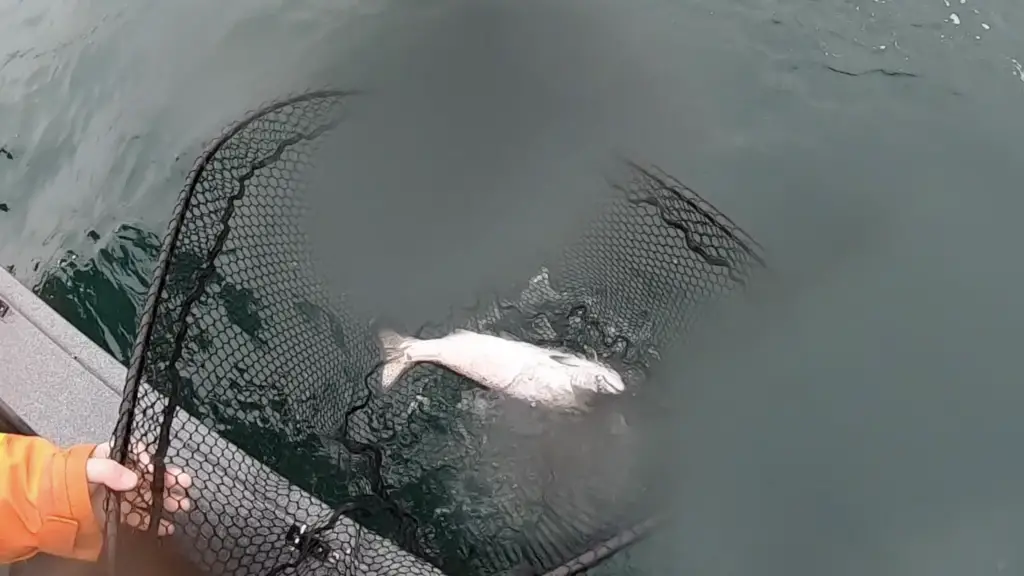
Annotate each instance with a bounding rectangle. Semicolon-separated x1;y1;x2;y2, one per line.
121;500;150;530
136;449;153;473
163;492;191;514
123;510;172;535
137;485;154;509
86;459;139;492
165;476;190;502
165;466;193;490
90;442;112;460
122;444;194;521
164;480;188;501
126;477;191;515
164;467;191;494
167;490;191;512
132;441;149;458
121;442;147;468
158;518;175;536
124;484;153;511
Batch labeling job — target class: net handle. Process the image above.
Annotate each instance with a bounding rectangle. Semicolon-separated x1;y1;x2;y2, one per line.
542;517;660;576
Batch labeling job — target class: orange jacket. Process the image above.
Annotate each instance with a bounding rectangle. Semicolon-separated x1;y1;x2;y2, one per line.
0;433;103;564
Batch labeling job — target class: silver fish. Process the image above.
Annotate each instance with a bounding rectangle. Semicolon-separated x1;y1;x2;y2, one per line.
378;328;626;411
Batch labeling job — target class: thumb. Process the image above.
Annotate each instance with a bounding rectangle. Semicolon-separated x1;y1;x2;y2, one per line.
86;458;140;492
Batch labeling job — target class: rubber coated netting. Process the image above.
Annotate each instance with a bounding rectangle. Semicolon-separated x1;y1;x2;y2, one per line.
110;90;765;576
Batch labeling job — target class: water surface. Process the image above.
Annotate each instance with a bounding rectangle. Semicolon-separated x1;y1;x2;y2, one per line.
2;0;1024;574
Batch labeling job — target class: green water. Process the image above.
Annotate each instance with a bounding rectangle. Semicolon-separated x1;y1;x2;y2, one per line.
5;0;1024;574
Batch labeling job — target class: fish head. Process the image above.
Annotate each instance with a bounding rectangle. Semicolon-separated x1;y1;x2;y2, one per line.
549;352;626;394
587;365;626;394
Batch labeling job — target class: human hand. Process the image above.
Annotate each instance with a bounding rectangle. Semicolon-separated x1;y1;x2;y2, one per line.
85;441;193;535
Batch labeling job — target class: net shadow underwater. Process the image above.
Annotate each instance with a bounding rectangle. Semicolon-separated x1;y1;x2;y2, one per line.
108;90;766;576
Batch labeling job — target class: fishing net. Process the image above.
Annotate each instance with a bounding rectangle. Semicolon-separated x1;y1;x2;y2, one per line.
109;90;765;576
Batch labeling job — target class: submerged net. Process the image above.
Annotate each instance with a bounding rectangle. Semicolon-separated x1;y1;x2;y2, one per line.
110;90;765;576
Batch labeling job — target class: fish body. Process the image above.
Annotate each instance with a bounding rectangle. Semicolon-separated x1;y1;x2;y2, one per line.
378;328;625;411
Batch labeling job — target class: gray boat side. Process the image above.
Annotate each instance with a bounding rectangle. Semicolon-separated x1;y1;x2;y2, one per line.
0;268;442;576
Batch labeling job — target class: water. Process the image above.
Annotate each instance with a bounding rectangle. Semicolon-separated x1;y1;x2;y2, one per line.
3;0;1024;574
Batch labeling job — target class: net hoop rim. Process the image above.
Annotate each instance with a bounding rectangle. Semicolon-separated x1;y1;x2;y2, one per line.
109;88;355;572
111;88;763;576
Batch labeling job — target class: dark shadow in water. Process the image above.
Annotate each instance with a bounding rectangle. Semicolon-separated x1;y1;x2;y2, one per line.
35;224;161;364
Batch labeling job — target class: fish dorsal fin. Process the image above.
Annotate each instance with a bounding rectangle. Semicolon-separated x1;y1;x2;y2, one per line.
550;353;580;367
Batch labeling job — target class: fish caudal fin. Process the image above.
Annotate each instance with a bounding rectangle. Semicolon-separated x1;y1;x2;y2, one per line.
379;329;417;390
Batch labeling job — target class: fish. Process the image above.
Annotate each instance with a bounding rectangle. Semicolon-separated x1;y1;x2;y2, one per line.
378;328;626;411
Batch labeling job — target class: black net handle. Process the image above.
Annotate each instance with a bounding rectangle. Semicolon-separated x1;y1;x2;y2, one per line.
540;518;659;576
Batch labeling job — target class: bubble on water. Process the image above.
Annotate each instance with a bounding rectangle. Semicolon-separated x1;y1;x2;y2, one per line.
949;12;961;25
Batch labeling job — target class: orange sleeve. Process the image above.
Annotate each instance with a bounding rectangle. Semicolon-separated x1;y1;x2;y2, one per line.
0;433;103;563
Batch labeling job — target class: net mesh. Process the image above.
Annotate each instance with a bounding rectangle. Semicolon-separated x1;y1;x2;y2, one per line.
110;90;765;576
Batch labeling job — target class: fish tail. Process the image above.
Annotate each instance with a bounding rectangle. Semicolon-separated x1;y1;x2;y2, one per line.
378;328;418;390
